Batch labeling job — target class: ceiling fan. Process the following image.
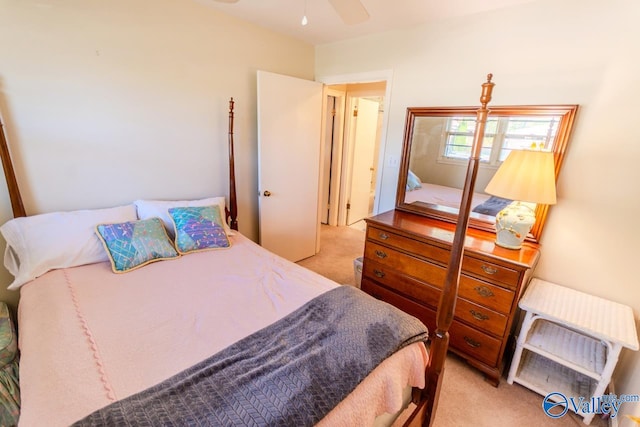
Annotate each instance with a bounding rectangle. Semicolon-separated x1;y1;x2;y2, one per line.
212;0;370;25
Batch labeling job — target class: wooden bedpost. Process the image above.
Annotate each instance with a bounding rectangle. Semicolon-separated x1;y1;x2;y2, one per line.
227;98;238;231
405;75;495;426
0;116;26;218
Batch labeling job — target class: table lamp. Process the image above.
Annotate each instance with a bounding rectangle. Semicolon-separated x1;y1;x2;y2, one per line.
484;149;556;249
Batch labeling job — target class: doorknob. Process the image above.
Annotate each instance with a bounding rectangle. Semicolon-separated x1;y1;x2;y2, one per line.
263;190;272;197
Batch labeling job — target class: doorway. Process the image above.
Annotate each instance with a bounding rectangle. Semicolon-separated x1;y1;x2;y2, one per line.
319;81;386;227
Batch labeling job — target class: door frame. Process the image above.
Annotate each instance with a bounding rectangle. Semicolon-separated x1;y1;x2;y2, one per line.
317;70;394;225
320;87;347;227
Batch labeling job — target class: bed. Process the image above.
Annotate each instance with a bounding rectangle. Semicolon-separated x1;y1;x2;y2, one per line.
0;76;497;426
403;182;491;210
14;230;428;426
404;181;512;217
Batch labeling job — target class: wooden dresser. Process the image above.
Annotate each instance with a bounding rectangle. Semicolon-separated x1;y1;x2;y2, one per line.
361;210;540;385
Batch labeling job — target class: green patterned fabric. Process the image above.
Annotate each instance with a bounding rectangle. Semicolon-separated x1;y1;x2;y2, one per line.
169;205;231;254
96;218;179;273
0;362;19;427
0;305;16;368
0;303;19;426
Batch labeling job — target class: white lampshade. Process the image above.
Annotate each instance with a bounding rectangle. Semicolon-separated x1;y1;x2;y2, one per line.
484;149;557;249
485;149;557;205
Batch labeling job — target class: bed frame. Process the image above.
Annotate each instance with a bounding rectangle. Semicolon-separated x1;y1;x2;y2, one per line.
0;75;495;426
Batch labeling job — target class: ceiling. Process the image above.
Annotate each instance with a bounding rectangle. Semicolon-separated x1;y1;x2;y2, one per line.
196;0;539;45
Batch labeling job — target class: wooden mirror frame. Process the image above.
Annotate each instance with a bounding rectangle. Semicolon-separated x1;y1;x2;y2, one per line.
395;105;578;244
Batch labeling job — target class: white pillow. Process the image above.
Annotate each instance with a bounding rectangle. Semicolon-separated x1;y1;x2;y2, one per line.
406;170;422;191
134;197;235;237
0;204;137;290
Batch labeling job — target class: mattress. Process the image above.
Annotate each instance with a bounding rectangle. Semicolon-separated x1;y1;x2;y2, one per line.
17;233;428;426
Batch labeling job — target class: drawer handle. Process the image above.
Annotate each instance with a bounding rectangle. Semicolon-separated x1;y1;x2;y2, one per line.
375;250;388;259
474;285;495;298
378;232;389;240
470;310;489;321
481;265;498;275
464;336;482;348
373;269;386;278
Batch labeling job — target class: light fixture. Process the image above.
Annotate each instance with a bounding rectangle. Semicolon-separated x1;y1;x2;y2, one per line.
301;0;308;26
484;149;557;249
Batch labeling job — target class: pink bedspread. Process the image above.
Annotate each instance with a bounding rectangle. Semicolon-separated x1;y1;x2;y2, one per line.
17;233;427;426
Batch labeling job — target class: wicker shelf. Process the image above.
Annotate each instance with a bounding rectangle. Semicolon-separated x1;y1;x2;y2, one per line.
514;350;596;400
523;320;606;379
507;278;639;425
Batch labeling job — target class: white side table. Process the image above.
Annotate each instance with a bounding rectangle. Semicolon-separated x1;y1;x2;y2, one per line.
507;278;639;424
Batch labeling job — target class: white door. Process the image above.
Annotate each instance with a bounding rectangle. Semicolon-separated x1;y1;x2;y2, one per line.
347;98;379;225
257;71;323;262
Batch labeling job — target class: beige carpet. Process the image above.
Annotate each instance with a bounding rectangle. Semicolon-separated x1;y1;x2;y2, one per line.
297;224;608;427
297;223;366;287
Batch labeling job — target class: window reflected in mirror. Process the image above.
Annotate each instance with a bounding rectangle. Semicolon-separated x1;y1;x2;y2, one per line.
442;115;559;163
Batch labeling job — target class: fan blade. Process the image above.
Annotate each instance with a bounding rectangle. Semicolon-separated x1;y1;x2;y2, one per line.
328;0;369;25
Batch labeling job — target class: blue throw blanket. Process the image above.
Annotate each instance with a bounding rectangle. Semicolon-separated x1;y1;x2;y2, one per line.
473;195;512;216
73;286;429;427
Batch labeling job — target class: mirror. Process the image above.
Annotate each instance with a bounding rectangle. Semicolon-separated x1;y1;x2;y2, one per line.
396;105;578;243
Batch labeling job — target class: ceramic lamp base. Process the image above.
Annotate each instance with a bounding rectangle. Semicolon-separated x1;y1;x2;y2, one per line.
494;202;536;250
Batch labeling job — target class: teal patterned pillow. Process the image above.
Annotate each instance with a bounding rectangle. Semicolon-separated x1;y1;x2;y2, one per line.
96;217;179;273
169;205;231;254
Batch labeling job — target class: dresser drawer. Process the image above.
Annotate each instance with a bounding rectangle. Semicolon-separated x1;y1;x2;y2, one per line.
463;257;520;289
458;278;515;315
364;259;508;337
367;226;450;264
364;241;444;288
363;260;440;308
363;277;502;367
361;278;436;334
365;242;515;314
368;227;521;288
455;298;508;337
449;320;502;366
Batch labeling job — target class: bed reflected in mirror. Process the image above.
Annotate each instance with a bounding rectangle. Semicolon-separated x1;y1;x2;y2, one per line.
396;105;578;243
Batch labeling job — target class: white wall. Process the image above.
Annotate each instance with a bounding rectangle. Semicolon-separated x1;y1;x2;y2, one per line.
0;0;315;308
317;0;640;421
